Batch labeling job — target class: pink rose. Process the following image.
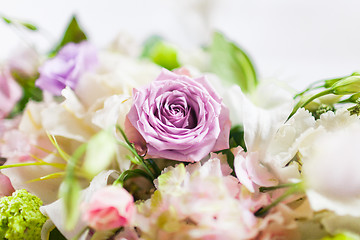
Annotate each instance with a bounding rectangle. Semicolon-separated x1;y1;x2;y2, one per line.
126;69;231;162
82;186;135;231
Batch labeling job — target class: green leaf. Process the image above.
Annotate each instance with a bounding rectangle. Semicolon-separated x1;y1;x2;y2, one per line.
50;15;87;55
7;71;42;118
83;131;117;178
209;32;258;93
141;35;180;70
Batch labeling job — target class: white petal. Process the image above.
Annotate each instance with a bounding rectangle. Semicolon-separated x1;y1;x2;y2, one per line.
307;189;360;217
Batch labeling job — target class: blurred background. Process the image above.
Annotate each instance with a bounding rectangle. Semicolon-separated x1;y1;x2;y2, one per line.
1;0;360;90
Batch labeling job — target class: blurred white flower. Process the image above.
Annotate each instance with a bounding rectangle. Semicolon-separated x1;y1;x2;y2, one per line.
167;0;217;46
302;121;360;217
107;33;141;58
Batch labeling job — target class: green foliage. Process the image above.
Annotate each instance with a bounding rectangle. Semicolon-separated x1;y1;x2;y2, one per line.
218;125;246;176
0;189;47;240
8;71;42;118
49;227;67;240
141;35;180;70
209;32;258;93
229;125;247;150
50;15;87;56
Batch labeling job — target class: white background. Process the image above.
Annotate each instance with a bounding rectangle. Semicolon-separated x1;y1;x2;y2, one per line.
1;0;360;91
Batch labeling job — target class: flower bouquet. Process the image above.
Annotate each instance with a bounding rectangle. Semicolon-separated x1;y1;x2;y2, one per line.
1;16;360;240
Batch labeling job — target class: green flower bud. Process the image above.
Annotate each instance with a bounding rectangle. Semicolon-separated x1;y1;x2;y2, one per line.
331;76;360;95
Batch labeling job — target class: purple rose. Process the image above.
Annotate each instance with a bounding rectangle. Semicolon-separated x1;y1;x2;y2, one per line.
126;69;231;162
36;41;98;95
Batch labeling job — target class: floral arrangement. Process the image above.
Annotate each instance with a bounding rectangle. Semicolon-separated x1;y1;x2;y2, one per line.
1;16;360;240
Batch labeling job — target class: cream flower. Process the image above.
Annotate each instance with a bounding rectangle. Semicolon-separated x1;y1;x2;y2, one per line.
75;51;160;108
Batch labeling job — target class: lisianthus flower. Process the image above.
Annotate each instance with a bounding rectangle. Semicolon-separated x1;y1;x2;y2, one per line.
223;81;294;159
82;185;135;231
36;41;98;95
0;67;22;118
232;147;278;193
126;69;231;162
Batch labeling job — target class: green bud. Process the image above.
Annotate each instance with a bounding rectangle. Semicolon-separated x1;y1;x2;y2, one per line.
331;76;360;95
324;77;343;88
141;35;180;70
149;42;180;70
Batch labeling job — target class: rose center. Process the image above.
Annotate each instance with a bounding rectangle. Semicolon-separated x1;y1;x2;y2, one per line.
156;91;197;129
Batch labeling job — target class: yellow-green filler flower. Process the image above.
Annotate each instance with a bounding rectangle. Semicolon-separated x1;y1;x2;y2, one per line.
0;189;47;239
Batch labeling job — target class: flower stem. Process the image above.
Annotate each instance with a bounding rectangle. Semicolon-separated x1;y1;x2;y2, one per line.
259;182;299;193
288;89;333;120
116;126;156;180
255;182;303;217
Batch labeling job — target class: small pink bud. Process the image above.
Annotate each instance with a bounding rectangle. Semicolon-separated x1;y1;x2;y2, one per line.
82;186;135;231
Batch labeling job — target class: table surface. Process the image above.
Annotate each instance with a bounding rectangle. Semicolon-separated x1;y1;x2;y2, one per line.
1;0;360;91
